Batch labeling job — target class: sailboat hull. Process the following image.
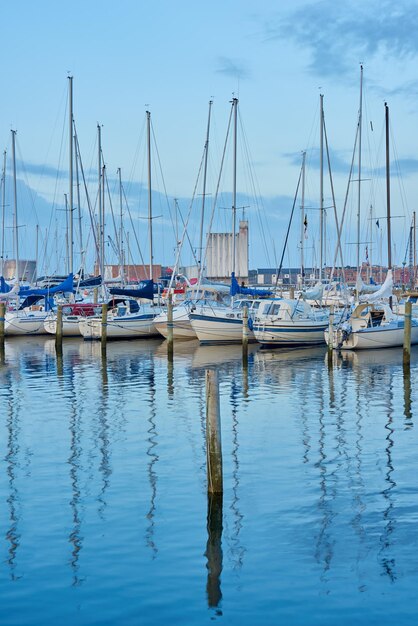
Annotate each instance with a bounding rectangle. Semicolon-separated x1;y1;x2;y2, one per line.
254;320;328;347
327;323;418;350
78;314;160;340
5;310;49;336
189;312;256;344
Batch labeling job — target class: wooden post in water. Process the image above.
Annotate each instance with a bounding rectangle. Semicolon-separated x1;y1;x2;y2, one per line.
289;286;295;299
101;303;108;350
167;292;174;359
403;300;412;367
242;305;249;364
206;370;223;494
55;304;63;351
0;301;5;346
327;303;334;366
93;287;98;304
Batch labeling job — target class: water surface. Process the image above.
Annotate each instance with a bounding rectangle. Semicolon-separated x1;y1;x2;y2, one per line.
0;337;418;625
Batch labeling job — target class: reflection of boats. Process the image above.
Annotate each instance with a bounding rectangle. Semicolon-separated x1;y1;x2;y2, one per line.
335;346;413;368
255;345;326;365
154;339;259;369
192;343;259;369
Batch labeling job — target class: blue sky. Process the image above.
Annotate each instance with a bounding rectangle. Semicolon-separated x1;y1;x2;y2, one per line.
1;0;418;275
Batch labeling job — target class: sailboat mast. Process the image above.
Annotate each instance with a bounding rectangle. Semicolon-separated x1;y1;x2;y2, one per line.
68;75;74;275
319;94;324;282
146;110;153;281
231;97;238;277
414;210;417;287
118;167;124;283
97;123;102;278
74;129;83;264
11;130;19;283
198;100;213;272
356;65;363;278
300;150;306;287
385;102;392;272
1;150;6;277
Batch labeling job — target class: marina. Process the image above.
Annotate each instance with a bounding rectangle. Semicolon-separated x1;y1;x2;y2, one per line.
1;336;418;624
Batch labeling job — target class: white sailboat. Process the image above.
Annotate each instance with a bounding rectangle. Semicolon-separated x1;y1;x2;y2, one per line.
79;111;161;341
326;103;415;350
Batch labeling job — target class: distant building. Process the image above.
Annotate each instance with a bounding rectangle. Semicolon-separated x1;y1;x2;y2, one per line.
206;220;248;282
3;259;37;282
103;264;162;282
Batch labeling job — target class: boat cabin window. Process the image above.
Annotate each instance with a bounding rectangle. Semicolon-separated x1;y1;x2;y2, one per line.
368;310;385;327
268;303;281;316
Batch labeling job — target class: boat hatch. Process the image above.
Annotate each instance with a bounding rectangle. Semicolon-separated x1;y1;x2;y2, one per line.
368;310;385;327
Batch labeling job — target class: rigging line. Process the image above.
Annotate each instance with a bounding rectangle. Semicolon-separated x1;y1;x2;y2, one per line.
121;182;147;270
168;145;207;290
330;114;359;278
323;115;346;285
237;110;271;267
197;100;234;293
74;130;100;274
149;118;176;242
104;168;122;265
274;165;303;288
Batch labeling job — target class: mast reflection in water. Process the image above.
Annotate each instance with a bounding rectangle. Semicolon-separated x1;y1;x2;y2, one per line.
0;339;418;624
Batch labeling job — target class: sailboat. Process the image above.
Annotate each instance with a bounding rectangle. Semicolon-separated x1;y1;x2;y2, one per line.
189;97;269;344
326;103;418;350
78;111;161;341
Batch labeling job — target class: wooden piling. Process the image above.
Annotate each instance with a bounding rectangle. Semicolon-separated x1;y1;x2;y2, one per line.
101;303;108;350
403;300;412;366
289;286;295;299
206;370;223;494
93;287;98;304
242;305;249;363
167;292;173;359
55;304;63;351
0;302;5;345
327;303;334;366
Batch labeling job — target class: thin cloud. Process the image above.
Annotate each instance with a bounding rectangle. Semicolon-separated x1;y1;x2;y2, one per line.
269;0;418;77
215;57;250;80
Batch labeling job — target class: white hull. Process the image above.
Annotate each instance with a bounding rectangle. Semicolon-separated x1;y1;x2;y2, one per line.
326;323;418;350
153;306;197;340
44;315;84;337
5;310;49;336
79;314;160;340
254;320;328;346
189;313;255;344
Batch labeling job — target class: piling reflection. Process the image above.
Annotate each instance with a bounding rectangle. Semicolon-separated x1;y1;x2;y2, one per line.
5;369;21;580
205;493;223;611
146;360;159;558
381;376;397;581
403;365;413;427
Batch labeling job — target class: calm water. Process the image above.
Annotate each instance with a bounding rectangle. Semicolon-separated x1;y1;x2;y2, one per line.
0;337;418;625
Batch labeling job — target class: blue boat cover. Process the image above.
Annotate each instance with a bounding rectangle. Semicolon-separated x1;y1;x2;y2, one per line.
230;272;273;297
19;273;74;297
109;280;154;301
0;276;12;293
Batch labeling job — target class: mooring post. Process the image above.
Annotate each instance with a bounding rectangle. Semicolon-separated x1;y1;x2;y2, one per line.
327;303;334;366
289;285;295;299
167;292;174;359
0;301;5;346
403;300;412;367
206;369;223;494
55;304;63;351
242;305;249;363
101;303;108;350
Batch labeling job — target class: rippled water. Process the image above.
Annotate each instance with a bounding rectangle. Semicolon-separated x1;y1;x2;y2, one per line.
1;337;418;625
